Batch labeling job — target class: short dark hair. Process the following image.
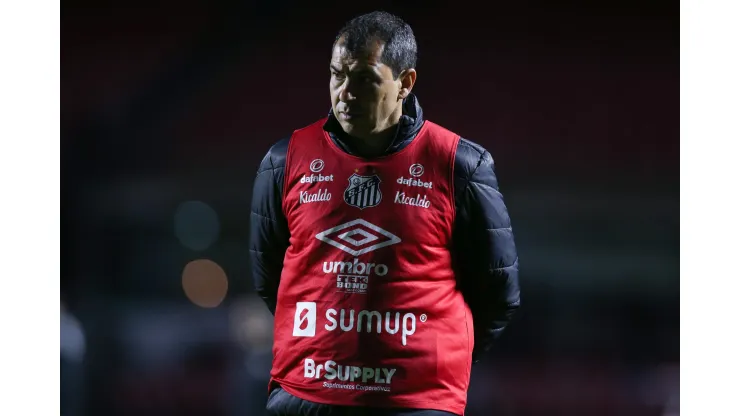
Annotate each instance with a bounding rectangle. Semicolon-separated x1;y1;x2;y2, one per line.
334;11;417;79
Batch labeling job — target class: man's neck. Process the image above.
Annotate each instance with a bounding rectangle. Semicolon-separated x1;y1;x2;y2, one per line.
349;123;399;158
347;106;404;157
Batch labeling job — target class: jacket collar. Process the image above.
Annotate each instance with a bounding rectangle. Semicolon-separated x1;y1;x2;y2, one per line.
322;93;425;157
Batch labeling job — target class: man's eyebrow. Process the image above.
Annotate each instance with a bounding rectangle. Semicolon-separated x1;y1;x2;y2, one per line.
330;66;377;77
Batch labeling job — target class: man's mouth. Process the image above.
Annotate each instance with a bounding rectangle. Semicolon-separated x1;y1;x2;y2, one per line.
339;111;363;120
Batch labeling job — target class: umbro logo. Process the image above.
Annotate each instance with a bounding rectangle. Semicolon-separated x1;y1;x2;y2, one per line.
315;219;401;256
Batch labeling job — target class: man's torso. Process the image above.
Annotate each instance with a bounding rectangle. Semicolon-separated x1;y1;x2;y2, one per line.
269;118;472;416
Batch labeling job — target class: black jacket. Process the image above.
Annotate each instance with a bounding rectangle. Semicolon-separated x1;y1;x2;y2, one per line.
249;94;520;362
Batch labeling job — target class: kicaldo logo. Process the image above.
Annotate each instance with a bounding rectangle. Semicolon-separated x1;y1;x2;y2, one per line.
393;191;430;209
300;189;331;204
292;302;425;346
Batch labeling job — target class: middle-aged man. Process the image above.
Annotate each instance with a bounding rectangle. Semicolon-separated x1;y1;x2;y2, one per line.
250;10;521;416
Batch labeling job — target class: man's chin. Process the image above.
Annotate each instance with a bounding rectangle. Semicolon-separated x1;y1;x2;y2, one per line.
339;120;369;136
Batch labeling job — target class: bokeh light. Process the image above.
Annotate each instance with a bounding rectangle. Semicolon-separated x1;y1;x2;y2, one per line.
181;259;228;308
229;296;274;351
174;200;220;251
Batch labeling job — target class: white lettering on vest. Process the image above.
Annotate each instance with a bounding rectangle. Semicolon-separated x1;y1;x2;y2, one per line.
323;258;389;294
396;176;433;188
301;174;334;183
304;358;396;385
322;258;388;276
393;191;430;209
324;309;417;346
300;189;331;204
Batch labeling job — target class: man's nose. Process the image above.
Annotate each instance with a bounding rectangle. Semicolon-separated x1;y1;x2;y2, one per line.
338;79;356;102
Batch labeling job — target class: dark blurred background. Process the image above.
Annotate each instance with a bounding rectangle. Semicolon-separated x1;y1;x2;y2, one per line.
61;0;679;415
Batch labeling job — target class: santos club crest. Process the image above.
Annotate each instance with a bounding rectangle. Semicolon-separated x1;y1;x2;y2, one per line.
344;173;382;209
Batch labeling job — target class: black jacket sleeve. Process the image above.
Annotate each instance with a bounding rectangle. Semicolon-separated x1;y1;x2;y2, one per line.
453;138;521;363
249;138;291;315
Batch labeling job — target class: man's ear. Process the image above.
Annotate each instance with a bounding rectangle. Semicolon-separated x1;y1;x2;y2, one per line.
398;68;417;99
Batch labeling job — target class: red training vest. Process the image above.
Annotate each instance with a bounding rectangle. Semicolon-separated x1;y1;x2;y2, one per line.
268;118;472;416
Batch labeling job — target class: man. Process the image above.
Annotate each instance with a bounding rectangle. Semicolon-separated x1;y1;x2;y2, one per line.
249;11;520;416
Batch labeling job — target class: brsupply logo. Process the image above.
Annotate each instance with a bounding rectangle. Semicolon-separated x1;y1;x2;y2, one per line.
301;159;334;184
315;219;401;256
292;302;424;346
304;358;396;392
323;258;389;294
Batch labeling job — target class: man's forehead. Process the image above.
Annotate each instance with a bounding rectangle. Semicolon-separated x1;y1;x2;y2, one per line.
331;39;385;69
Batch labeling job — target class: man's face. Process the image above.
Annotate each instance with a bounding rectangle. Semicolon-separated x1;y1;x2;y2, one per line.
329;38;404;139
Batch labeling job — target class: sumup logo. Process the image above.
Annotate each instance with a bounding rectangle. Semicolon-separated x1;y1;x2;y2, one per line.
292;302;424;346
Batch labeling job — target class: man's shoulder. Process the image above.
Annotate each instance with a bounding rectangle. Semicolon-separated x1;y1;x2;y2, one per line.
453;136;496;191
424;120;490;158
258;137;290;173
420;119;494;180
456;137;492;167
424;123;491;179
